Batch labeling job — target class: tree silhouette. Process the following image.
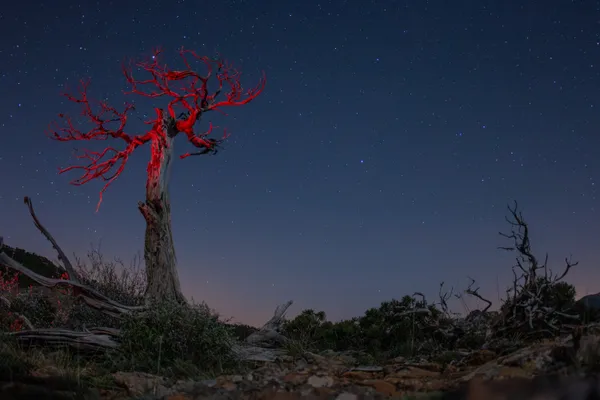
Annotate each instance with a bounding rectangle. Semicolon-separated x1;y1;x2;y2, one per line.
49;47;266;304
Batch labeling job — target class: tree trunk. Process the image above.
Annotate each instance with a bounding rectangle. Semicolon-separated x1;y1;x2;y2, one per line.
138;114;186;305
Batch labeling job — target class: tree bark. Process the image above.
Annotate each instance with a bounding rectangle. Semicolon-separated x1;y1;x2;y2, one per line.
138;114;186;305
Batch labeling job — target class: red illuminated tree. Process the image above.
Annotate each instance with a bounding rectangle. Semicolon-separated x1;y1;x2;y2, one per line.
49;48;266;304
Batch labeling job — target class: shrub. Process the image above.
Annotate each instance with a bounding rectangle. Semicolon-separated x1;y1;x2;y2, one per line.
109;300;239;378
64;250;146;331
281;295;454;359
228;322;258;341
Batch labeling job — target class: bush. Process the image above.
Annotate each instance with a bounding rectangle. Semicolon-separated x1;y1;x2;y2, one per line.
228;322;258;341
281;295;454;360
9;291;60;329
109;300;239;378
64;250;146;331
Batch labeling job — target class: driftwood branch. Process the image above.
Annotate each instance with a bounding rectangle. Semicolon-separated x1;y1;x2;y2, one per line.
10;327;120;351
22;196;80;284
232;344;287;362
0;252;144;318
245;300;293;346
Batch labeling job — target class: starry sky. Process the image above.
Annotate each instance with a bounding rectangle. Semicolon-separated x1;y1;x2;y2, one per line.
1;0;600;326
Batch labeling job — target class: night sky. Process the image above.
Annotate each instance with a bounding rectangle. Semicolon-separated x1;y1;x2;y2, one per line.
1;1;599;326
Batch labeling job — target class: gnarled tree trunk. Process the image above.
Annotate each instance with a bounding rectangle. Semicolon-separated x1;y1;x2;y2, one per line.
137;114;186;305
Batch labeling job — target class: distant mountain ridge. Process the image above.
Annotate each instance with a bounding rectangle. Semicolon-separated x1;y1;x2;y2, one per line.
577;292;600;310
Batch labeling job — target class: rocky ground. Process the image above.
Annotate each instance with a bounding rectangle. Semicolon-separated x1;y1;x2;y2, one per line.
3;332;600;400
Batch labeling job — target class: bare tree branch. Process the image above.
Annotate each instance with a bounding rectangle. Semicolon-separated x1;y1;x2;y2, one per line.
464;277;492;313
23;196;80;283
245;300;293;347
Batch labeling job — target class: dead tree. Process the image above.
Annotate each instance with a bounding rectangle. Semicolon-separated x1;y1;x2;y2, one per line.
496;201;579;338
49;48;266;304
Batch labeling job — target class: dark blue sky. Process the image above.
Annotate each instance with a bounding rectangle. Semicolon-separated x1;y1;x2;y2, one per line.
1;0;599;326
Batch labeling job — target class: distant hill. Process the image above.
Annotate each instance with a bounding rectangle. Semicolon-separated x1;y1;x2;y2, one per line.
577;293;600;310
0;244;65;287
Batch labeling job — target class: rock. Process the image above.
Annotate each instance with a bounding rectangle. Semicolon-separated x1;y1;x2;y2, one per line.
200;379;217;387
342;370;380;381
112;371;171;397
359;379;398;396
464;349;496;366
351;366;384;372
335;393;359;400
283;372;308;385
307;375;334;388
